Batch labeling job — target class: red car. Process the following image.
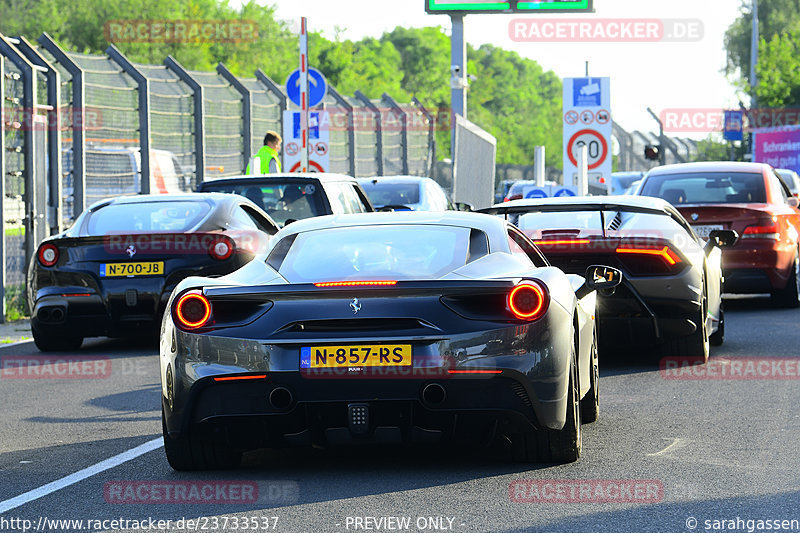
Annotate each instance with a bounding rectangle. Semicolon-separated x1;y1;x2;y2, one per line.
638;162;800;307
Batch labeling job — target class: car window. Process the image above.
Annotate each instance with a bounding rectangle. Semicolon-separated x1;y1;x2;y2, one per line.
639;172;767;204
85;201;210;234
200;180;326;226
230;206;258;229
361;181;421;207
241;205;278;234
275;225;472;282
771;171;791;202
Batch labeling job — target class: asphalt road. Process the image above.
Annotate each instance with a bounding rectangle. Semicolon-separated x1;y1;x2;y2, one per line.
1;296;798;533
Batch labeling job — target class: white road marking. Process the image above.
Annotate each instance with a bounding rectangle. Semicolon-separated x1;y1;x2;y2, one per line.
0;437;163;514
648;437;688;456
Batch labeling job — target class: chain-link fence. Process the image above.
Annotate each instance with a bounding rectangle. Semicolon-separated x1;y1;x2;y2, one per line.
0;31;438;320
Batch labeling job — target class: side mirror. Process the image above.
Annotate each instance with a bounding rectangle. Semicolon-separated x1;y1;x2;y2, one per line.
576;265;623;299
788;197;799;208
704;229;738;253
454;202;474;212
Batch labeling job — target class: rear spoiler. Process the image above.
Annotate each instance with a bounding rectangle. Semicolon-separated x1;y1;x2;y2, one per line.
478;203;669;217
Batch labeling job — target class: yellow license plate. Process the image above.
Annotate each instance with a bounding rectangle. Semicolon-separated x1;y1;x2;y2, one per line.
300;345;412;369
100;261;164;277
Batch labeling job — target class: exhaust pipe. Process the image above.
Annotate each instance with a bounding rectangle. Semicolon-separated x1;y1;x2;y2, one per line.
269;387;294;410
38;308;51;322
50;308;65;322
421;383;447;406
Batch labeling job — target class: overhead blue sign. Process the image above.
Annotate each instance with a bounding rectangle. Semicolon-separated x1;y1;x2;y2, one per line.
724;110;744;142
291;111;320;140
285;68;328;108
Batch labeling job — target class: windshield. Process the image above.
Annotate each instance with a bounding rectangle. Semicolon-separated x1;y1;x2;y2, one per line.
201;180;326;226
640;172;767;204
85;201;210;234
272;225;471;282
360;182;421;207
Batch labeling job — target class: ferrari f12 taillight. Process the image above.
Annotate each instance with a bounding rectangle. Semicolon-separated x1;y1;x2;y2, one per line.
37;243;59;267
174;290;212;329
507;281;549;321
209;236;235;260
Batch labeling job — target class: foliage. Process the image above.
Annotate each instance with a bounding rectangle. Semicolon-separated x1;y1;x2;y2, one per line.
0;0;563;165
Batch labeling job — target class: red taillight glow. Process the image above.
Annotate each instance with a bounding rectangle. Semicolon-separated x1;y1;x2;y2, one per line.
209;237;234;260
37;244;59;267
508;282;548;320
506;194;523;201
314;281;398;287
616;245;682;266
447;369;503;374
213;374;267;382
535;239;591;246
174;291;212;329
743;217;780;239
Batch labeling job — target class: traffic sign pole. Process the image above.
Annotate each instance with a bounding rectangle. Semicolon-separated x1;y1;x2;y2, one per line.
577;145;588;195
299;17;309;173
534;146;545;187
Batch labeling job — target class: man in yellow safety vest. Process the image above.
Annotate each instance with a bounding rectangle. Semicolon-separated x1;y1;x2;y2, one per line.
247;131;282;174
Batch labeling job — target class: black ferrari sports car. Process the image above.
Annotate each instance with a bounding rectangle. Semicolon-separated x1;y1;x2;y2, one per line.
159;211;621;470
483;196;738;361
28;193;278;351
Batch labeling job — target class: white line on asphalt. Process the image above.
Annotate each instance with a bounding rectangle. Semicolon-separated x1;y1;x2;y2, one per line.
647;437;687;456
0;437;163;514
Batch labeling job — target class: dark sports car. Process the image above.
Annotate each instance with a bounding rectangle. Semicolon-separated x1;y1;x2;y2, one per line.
483;196;737;361
28;193;278;351
159;212;621;469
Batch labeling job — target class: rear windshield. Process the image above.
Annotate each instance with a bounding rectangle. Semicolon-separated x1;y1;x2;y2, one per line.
272;225;472;282
361;182;421;207
86;201;211;235
201;180;326;226
640;172;767;204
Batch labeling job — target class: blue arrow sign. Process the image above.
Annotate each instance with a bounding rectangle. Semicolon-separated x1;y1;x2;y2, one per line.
525;188;549;199
553;187;577;197
285;68;328;108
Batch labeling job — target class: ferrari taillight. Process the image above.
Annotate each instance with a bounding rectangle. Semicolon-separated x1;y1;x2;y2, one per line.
742;217;780;240
209;236;235;260
37;243;59;267
174;291;212;329
507;281;549;321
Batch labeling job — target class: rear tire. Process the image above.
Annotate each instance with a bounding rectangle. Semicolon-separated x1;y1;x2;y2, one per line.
513;341;582;463
32;326;83;352
162;407;241;471
661;284;709;363
771;251;800;309
709;307;725;346
580;323;599;423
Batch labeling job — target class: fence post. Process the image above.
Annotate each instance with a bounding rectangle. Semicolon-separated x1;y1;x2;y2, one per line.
0;48;5;320
412;96;435;178
38;32;85;216
165;56;204;186
327;85;356;177
107;45;150;194
0;35;39;292
381;93;409;175
354;90;383;176
217;63;251;170
14;36;62;235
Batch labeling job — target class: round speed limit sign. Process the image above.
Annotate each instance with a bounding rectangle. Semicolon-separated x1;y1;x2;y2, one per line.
567;129;608;170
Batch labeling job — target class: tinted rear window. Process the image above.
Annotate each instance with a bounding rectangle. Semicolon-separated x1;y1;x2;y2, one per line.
273;225;472;282
361;182;421;207
201;180;326;226
86;201;211;235
640;172;766;204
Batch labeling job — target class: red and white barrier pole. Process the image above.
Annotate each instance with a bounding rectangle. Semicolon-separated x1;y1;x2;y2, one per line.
299;17;309;173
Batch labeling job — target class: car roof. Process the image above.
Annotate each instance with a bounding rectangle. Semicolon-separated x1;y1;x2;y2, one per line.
274;211;505;236
645;161;769;176
357;176;431;184
91;192;231;208
201;173;358;184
